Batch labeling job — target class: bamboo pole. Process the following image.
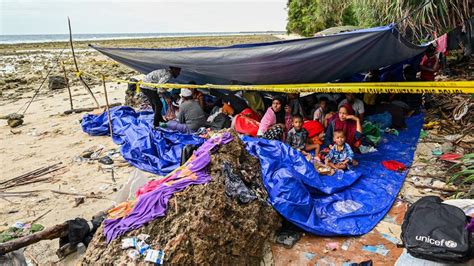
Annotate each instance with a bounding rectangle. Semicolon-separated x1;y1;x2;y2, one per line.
61;62;74;110
101;75;113;137
68;17;100;107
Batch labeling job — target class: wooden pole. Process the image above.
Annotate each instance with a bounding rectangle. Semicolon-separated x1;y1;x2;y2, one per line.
0;223;68;255
61;62;74;111
68;17;100;107
102;75;114;137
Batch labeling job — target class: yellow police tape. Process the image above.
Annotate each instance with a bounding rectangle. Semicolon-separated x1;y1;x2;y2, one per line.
75;71;474;94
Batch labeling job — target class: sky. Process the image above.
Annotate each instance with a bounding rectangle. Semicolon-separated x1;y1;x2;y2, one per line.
0;0;288;35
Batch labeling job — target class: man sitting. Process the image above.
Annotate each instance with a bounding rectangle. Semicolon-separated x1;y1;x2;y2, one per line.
164;89;207;133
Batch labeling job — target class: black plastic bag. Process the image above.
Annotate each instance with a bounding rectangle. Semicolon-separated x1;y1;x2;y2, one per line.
222;162;256;204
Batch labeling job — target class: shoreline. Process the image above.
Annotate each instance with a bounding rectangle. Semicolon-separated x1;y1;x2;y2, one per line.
0;31;286;45
0;34;284;55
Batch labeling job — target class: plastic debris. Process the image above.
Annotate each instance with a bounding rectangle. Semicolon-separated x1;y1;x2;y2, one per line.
341;240;351;251
145;249;165;265
384;128;399;136
222;162;256;204
382;160;407;172
76;243;86;254
326;242;339;251
137;234;150;242
121;237;137;249
440;153;462;162
431;148;443;156
343;260;373;266
380;233;400;245
359;145;378;154
127;249;140;261
276;230;301;249
136;240;150;254
423;121;439;130
12;222;24;229
419;130;427;139
362;244;389;256
99;156;114;165
304;252;316;260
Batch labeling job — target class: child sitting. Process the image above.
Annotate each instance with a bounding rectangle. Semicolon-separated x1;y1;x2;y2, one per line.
325;130;355;170
286;115;309;153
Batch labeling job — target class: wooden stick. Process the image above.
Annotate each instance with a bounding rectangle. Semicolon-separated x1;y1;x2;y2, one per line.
1;163;63;184
68;17;100;107
0;189;104;199
50;190;104;199
25;250;40;266
0;223;68;255
101;75;114;137
61;62;74;111
27;209;52;225
0;177;52;190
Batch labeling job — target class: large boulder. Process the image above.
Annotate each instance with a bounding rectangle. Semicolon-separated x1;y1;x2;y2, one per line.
82;132;281;265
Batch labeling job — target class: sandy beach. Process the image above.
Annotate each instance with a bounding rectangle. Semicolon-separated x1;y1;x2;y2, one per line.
0;34;281;264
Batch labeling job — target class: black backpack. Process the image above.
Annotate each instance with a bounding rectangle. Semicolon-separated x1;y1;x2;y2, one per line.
401;196;473;263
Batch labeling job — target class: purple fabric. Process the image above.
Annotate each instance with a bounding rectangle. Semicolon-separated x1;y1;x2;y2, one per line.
104;132;233;242
467;219;474;233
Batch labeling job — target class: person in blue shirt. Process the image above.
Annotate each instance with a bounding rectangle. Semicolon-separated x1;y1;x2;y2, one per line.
325;130;355;170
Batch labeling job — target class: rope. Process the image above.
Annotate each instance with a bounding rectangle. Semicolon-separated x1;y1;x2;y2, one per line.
17;45;68;115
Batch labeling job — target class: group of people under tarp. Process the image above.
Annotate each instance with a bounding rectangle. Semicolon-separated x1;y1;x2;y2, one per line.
129;44;439;172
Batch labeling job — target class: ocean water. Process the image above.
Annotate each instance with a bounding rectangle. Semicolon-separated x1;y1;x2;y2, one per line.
0;31;284;44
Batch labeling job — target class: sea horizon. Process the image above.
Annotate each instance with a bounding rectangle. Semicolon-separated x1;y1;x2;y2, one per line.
0;31;286;44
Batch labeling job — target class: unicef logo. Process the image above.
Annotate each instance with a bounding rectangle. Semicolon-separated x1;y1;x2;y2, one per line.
445;240;457;248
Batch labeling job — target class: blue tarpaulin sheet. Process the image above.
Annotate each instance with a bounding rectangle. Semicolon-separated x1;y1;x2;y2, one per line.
81;106;204;176
82;107;423;235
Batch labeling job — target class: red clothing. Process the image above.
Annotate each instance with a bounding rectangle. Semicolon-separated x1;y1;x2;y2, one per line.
330;104;358;148
420;55;438;81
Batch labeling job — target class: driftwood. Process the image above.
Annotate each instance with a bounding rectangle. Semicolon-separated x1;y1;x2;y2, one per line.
63;103;121;115
0;223;68;255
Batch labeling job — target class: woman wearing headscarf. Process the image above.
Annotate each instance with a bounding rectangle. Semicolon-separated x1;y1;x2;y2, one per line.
257;96;291;140
324;104;362;149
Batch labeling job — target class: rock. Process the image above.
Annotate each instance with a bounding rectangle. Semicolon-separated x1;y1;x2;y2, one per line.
7;118;23;128
48;75;67;90
0;113;24;120
82;131;281;265
74;196;85;207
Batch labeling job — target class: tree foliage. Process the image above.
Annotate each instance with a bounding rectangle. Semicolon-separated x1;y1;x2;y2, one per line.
286;0;471;43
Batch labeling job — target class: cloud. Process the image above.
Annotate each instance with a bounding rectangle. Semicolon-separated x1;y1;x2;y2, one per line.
1;0;287;34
